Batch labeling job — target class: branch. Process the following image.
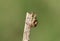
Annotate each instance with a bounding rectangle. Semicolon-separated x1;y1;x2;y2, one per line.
22;12;38;41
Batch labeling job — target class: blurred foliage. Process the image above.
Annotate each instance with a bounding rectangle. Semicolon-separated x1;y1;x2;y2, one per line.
0;0;60;41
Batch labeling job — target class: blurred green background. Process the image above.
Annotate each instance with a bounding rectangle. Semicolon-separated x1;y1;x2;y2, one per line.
0;0;60;41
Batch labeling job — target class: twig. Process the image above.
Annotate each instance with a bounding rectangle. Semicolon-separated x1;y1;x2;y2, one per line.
22;12;38;41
